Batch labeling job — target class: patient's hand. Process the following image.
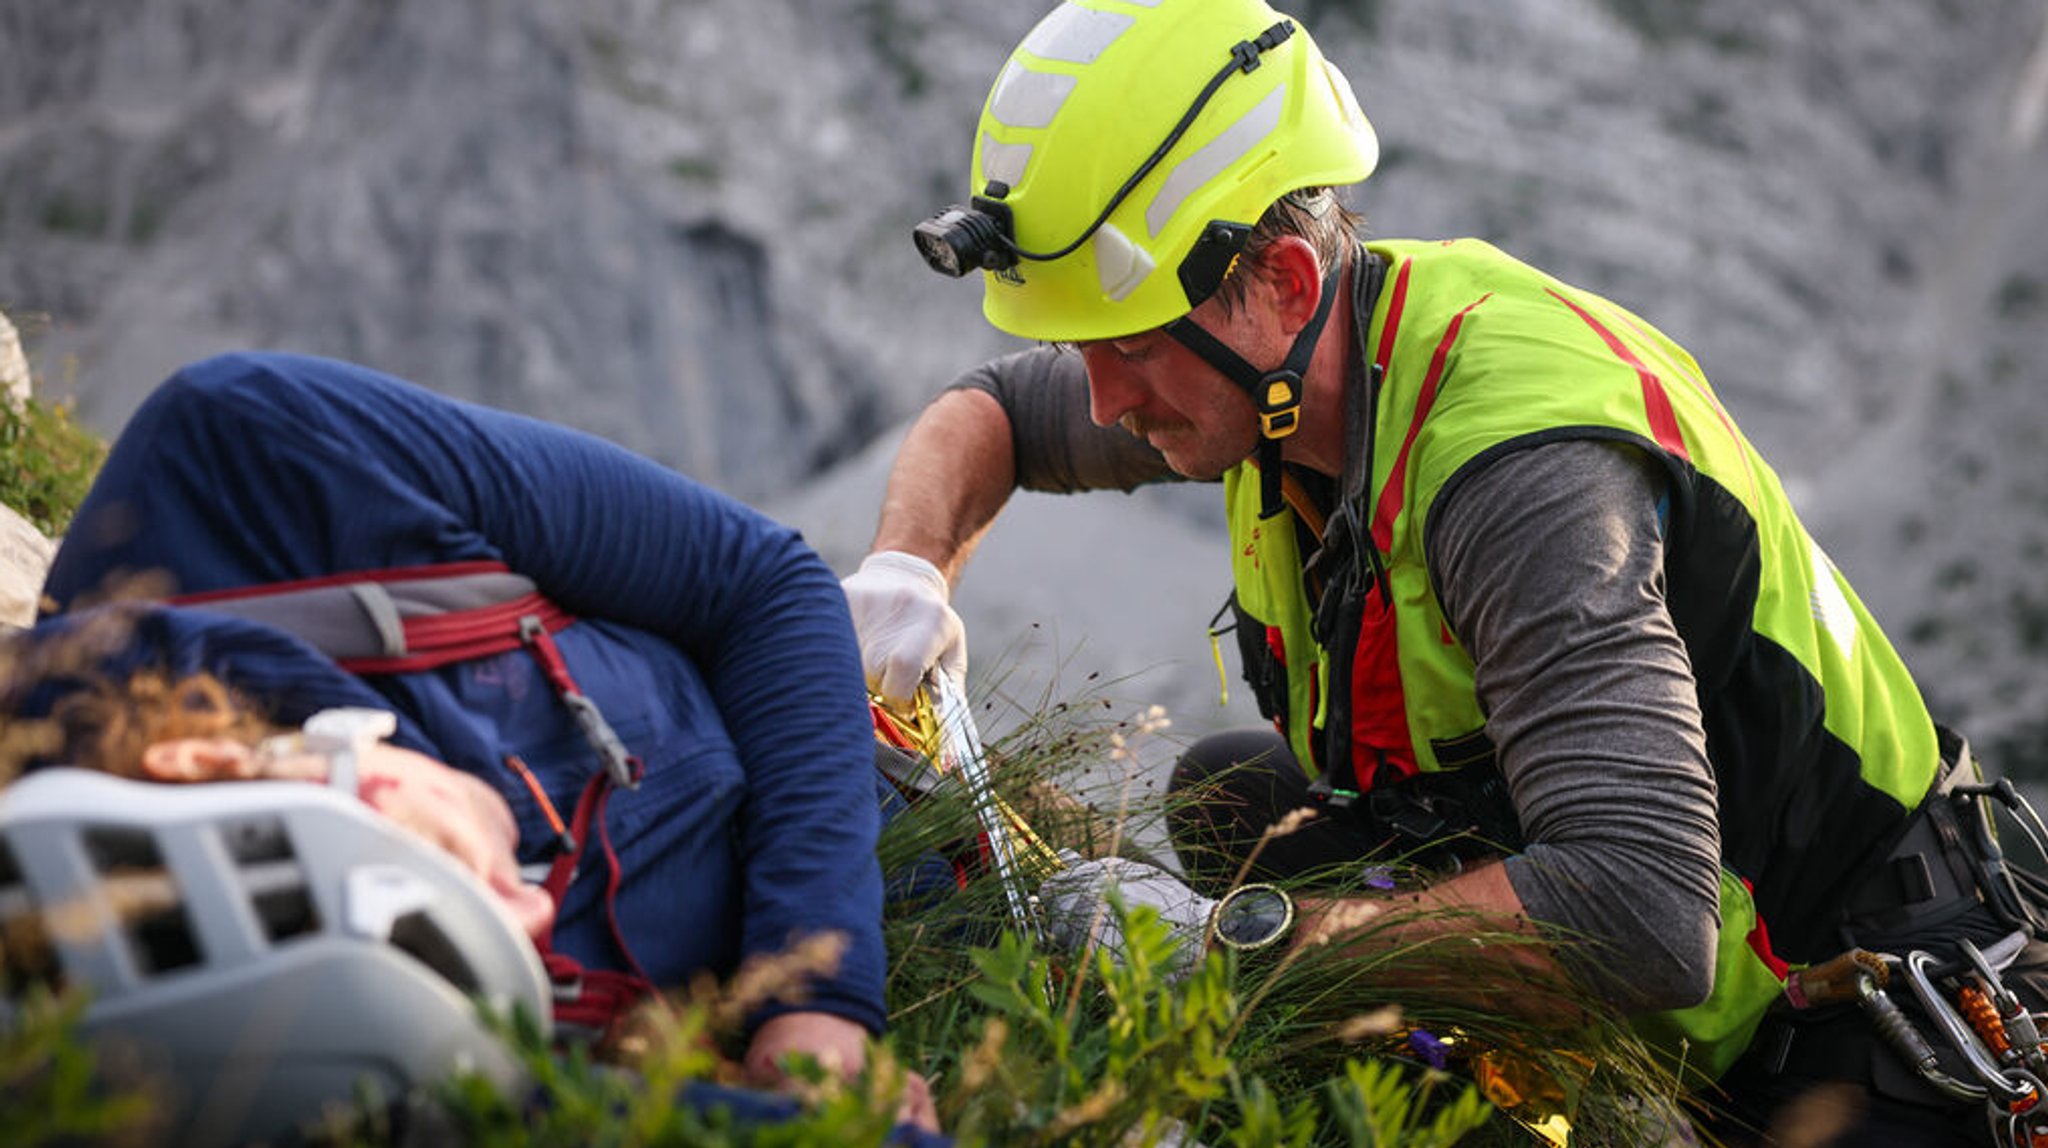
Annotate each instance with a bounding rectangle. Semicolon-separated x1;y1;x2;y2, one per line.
139;737;555;942
745;1010;939;1134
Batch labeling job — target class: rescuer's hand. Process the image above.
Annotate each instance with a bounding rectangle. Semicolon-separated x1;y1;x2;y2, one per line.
841;550;968;708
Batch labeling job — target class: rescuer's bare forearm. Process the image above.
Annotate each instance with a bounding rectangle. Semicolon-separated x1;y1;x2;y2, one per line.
1295;861;1584;1019
869;387;1019;583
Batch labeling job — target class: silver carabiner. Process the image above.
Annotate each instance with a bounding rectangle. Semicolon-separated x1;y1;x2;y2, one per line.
1902;949;2043;1110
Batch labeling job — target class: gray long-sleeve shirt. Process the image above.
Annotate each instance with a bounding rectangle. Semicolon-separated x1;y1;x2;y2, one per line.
953;345;1722;1009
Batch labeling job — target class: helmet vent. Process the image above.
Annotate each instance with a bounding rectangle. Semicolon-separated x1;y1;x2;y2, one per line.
222;816;320;945
222;816;294;865
82;827;201;976
387;910;481;996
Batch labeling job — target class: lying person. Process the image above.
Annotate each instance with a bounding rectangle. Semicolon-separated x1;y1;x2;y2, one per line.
6;350;940;1137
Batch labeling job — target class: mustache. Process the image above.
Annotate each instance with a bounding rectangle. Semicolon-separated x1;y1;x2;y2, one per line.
1120;413;1188;438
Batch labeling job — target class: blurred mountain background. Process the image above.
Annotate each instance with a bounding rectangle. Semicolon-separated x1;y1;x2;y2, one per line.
3;0;2045;769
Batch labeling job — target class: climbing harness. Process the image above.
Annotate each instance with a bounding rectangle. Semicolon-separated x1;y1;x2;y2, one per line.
1780;935;2048;1145
1773;773;2048;1145
169;561;654;1041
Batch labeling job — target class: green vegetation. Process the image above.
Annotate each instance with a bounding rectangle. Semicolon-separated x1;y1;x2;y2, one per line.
412;912;1497;1148
432;695;1679;1137
0;370;108;537
1;986;157;1147
6;691;1686;1146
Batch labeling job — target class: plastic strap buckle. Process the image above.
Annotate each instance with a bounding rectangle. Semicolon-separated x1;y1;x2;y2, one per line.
1258;370;1303;439
1307;776;1357;810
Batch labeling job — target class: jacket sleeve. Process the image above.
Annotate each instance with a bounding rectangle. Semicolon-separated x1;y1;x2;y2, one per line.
1427;439;1723;1013
44;351;889;1031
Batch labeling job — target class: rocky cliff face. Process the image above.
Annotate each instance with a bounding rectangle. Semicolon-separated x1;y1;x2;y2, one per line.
3;0;2045;758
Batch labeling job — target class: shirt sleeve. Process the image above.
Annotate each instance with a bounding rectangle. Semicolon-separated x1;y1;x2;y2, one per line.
947;345;1181;494
44;351;889;1031
1425;438;1724;1011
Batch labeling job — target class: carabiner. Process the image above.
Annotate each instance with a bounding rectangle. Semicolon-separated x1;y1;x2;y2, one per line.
1902;950;2042;1110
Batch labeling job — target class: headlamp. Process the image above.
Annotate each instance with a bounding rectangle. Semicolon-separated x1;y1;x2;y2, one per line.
912;191;1018;278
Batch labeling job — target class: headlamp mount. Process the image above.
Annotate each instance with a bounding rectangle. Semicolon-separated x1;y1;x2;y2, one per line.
913;186;1018;278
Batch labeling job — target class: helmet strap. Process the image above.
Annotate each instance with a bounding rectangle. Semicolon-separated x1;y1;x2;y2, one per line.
1165;266;1343;518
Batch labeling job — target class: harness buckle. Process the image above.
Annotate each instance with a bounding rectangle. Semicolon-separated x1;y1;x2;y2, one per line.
518;613;643;791
1307;775;1356;810
1369;785;1451;842
563;692;643;791
550;970;584;1003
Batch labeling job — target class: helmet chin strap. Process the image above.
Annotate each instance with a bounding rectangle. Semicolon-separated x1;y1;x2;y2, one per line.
1164;267;1343;518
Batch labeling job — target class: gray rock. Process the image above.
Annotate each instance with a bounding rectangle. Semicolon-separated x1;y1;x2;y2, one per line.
3;0;2044;759
0;310;27;409
0;505;53;631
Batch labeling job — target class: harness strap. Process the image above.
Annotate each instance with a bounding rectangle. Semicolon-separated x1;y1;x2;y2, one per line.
1839;728;2036;943
169;561;656;1038
533;766;657;1038
1166;264;1344;519
545;955;652;1039
1300;250;1390;806
517;615;644;792
171;561;574;669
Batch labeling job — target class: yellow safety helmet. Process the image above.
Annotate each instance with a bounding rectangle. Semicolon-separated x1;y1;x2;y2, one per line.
913;0;1378;343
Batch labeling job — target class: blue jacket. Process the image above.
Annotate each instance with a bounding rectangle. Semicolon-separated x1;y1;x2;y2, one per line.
36;352;888;1033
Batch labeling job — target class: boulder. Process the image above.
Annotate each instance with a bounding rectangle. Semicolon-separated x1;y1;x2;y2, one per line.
1;309;53;628
0;310;25;409
0;504;53;630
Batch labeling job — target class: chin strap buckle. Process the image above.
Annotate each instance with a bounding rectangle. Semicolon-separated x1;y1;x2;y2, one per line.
1258;370;1304;439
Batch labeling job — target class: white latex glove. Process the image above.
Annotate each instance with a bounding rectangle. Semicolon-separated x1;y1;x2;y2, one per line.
840;550;968;707
1040;853;1216;983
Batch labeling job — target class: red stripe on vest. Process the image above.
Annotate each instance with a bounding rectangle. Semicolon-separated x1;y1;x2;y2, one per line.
1371;293;1496;551
1350;583;1419;784
1372;258;1412;379
1606;304;1759;506
1739;876;1791;981
1546;289;1689;461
